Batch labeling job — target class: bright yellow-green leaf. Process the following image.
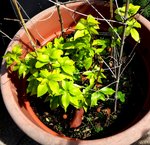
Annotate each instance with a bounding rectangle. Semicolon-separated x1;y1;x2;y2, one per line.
75;20;86;30
100;87;115;95
37;53;49;63
48;81;59;94
87;15;99;25
91;92;105;107
74;30;85;40
131;28;140;42
37;81;48;97
35;61;47;68
61;92;70;112
84;57;92;70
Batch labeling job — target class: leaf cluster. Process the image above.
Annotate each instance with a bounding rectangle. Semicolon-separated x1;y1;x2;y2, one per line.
4;3;141;112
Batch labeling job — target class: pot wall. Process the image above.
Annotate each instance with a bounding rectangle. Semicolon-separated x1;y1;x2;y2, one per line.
1;1;150;145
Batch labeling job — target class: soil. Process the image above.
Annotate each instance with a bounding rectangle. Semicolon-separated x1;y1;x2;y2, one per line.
28;49;147;140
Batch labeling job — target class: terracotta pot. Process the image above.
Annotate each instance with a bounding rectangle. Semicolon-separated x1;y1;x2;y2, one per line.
1;1;150;145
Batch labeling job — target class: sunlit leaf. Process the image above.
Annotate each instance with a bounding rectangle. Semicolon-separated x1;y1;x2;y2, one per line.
84;57;92;70
74;30;85;40
131;28;140;42
100;87;115;95
37;81;48;97
61;92;70;112
48;81;59;94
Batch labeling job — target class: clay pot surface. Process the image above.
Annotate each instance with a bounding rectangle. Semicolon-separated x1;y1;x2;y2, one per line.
1;1;150;145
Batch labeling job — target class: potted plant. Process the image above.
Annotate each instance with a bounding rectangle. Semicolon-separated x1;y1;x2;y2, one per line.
1;0;150;145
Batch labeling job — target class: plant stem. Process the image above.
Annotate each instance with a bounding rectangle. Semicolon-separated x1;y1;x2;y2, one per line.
12;0;37;50
110;0;113;20
114;0;129;112
55;0;64;37
0;29;13;41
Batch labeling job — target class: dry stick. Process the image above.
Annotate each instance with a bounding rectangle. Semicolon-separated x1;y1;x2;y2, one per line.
49;0;125;25
114;0;129;113
0;29;13;41
110;0;113;20
55;0;65;37
12;0;37;50
4;17;28;22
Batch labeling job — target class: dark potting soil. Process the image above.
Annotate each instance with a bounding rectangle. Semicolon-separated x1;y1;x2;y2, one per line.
28;51;147;140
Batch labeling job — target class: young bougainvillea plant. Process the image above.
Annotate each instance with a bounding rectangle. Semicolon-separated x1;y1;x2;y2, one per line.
4;3;141;125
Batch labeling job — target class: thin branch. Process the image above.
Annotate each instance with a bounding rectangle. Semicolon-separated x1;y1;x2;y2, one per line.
12;0;37;50
114;0;124;21
120;52;135;77
102;58;116;79
4;17;28;22
55;0;65;36
17;1;55;41
48;0;125;25
114;0;129;113
0;29;13;41
110;0;114;20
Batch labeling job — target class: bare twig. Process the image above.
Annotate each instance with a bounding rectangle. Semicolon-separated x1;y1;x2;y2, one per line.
55;0;65;36
4;17;28;22
48;0;125;25
12;0;37;50
120;52;135;77
0;29;13;41
110;0;113;20
102;58;116;79
114;0;129;112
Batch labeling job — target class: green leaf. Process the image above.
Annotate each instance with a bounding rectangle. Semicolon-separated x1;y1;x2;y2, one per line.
37;81;48;97
48;72;65;81
84;57;92;70
46;42;53;49
89;27;99;35
75;20;86;30
92;39;106;46
61;92;70;112
37;54;50;63
54;37;64;49
35;61;47;68
87;15;99;25
100;87;115;95
18;63;28;77
133;21;141;28
12;44;22;55
131;28;140;42
50;96;60;110
60;57;75;75
128;4;140;15
50;49;63;59
62;80;72;90
74;30;85;40
91;92;105;106
69;85;82;96
70;96;81;109
48;81;59;94
27;79;39;95
63;42;75;50
117;91;125;103
125;26;131;37
62;65;75;75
